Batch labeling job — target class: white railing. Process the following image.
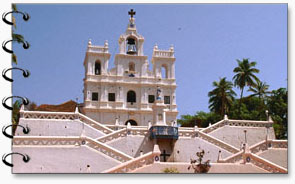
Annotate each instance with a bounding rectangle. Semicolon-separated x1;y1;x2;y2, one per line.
78;113;113;134
198;131;240;154
13;136;133;163
218;150;244;163
201;119;273;134
228;119;273;127
250;140;268;154
85;74;176;86
247;153;287;173
86;137;133;163
270;140;288;149
129;127;149;136
103;151;158;173
87;45;108;53
21;111;77;120
20;110;113;135
201;120;226;134
13;136;82;146
153;50;174;58
97;129;127;143
178;129;194;138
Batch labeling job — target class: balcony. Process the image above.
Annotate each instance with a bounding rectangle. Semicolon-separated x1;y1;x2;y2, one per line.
149;126;178;140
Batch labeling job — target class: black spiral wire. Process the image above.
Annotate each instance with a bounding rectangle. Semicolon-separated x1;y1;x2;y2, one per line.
2;9;31;167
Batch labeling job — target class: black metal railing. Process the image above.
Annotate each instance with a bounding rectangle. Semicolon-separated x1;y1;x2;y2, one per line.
149;126;178;140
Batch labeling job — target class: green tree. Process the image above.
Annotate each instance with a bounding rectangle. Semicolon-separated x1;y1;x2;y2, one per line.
178;111;221;128
267;88;287;139
248;81;271;100
248;81;271;118
233;58;260;116
208;77;236;116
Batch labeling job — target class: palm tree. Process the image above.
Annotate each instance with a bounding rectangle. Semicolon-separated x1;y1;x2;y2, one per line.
11;4;30;64
208;77;236;116
248;81;271;100
233;58;260;116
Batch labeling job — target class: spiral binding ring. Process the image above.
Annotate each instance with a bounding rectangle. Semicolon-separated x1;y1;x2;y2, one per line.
2;11;30;25
2;96;29;110
2;152;30;167
2;124;30;139
2;39;30;54
2;67;30;82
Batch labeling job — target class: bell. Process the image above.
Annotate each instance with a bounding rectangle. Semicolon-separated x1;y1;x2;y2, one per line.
127;44;137;55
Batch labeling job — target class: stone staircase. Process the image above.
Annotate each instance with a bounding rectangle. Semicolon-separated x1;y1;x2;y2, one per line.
13;136;133;163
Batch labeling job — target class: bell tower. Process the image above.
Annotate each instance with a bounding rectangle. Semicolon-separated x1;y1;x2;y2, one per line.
115;9;148;77
118;9;144;56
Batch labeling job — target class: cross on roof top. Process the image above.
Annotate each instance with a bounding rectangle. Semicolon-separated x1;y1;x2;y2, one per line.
128;9;136;18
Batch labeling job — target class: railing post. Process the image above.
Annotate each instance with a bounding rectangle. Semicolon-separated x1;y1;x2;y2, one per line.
127;122;131;135
194;126;199;138
153;144;161;163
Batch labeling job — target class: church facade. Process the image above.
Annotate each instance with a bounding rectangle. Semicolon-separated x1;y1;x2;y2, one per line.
83;10;177;126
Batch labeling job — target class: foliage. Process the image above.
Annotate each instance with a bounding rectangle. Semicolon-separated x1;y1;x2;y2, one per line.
267;88;287;139
162;167;179;173
232;58;260;116
12;100;36;135
178;58;287;139
11;4;30;64
178;111;221;128
188;150;211;173
208;77;236;116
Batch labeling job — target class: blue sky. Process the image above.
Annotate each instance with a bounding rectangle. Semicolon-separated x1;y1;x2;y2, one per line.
13;4;287;117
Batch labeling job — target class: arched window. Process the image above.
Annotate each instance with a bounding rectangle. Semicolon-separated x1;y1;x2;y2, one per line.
129;62;135;72
95;61;101;75
126;37;137;55
125;119;137;126
161;64;168;79
127;90;136;103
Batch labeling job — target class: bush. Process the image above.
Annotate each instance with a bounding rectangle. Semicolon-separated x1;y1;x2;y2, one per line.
162;167;179;173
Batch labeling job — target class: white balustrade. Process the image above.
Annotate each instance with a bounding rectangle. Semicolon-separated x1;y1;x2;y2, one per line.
153;50;174;58
103;151;158;173
247;153;287;173
97;129;127;143
270;140;288;149
87;45;108;53
13;136;133;163
20;110;113;135
198;131;240;154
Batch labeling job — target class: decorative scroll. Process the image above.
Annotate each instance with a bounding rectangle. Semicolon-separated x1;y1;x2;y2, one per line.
2;96;29;110
2;67;30;82
2;10;30;25
2;152;30;167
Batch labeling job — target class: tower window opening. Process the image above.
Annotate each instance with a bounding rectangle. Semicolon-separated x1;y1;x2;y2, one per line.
126;37;137;55
164;96;170;104
127;90;136;104
95;61;101;75
161;64;168;79
92;92;98;101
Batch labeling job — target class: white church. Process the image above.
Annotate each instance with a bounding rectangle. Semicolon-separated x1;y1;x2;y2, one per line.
83;9;177;127
11;10;287;173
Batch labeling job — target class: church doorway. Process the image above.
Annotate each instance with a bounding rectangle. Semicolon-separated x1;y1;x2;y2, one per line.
125;119;137;126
